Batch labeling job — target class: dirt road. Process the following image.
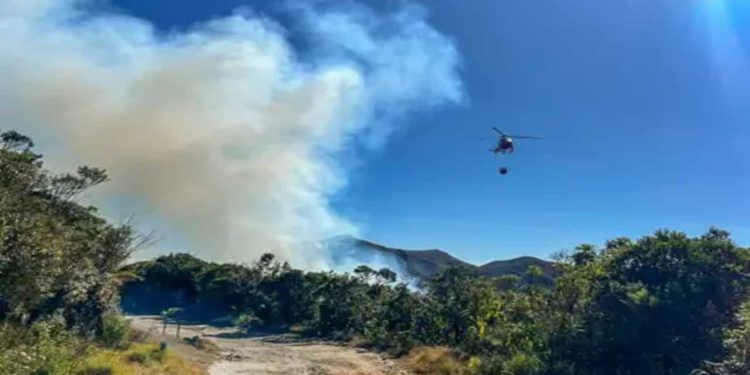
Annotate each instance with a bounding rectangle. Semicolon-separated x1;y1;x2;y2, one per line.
128;316;409;375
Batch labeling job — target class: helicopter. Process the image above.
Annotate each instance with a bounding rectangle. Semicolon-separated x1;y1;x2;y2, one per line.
489;127;542;154
484;127;542;175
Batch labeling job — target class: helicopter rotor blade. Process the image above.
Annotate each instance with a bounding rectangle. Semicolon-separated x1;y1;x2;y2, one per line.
492;127;504;135
508;135;543;140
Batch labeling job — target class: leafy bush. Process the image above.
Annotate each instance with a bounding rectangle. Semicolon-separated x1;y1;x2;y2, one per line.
0;318;86;375
99;315;130;349
0;130;139;335
693;301;750;375
498;352;543;375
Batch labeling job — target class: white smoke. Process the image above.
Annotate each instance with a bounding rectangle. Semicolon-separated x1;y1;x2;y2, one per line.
0;0;462;267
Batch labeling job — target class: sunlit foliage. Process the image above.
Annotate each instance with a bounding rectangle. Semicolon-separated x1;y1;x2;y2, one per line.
124;228;750;375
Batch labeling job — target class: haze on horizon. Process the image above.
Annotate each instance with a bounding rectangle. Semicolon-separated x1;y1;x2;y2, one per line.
1;0;748;267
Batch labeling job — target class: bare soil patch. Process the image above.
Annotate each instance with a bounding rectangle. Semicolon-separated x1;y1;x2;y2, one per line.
128;316;409;375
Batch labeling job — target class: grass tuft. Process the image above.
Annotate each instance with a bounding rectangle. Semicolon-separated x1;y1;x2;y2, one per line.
401;346;472;375
82;342;202;375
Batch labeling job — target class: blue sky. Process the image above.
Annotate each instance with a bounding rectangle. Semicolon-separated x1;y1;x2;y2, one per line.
111;0;750;264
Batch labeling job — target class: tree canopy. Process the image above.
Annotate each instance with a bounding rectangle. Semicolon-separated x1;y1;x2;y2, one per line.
123;228;750;374
3;130;750;374
0;130;140;336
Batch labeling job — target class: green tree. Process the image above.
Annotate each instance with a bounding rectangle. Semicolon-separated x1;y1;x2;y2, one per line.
553;229;750;374
0;130;139;335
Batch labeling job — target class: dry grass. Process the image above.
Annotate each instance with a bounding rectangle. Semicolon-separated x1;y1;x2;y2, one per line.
400;346;472;375
81;342;204;375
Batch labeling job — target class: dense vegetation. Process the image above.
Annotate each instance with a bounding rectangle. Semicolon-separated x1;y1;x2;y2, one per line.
4;129;750;375
124;230;750;375
0;131;198;374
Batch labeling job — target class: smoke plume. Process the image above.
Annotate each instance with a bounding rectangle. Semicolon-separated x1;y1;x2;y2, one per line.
0;0;462;267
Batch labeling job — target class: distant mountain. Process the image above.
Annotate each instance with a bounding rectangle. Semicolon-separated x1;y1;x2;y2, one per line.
326;236;556;283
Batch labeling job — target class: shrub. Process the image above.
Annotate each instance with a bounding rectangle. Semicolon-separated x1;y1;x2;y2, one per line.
497;352;542;375
234;313;263;332
402;346;472;375
0;319;86;375
99;315;130;349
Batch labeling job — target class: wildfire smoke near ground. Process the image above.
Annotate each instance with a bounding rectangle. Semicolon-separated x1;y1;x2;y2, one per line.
0;0;462;266
1;1;750;375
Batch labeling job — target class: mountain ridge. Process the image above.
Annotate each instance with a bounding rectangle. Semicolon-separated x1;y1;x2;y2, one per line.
327;235;556;283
